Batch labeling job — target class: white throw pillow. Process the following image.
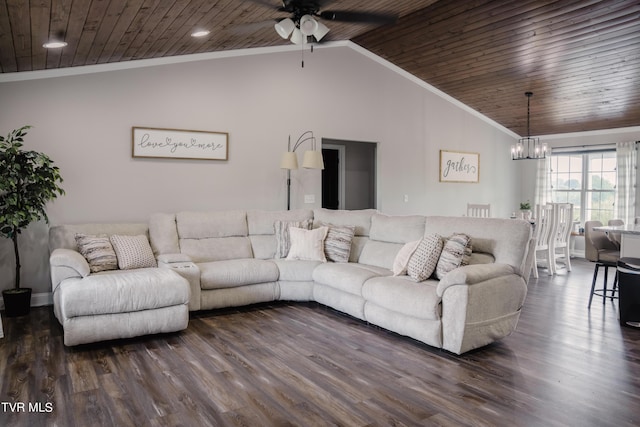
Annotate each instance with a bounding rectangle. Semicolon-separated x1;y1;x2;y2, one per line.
274;219;312;258
110;234;157;270
392;239;421;276
286;226;329;262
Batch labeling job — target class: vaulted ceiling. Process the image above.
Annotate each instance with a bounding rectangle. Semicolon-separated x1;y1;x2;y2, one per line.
1;0;638;136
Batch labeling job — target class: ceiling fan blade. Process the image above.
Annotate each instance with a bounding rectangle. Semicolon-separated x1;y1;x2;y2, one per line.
318;10;398;24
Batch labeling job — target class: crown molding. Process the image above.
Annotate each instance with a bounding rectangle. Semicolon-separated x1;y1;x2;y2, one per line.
0;42;338;83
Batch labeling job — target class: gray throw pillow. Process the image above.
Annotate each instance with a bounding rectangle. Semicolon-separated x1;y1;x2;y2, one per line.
435;233;472;279
75;233;118;273
321;223;356;263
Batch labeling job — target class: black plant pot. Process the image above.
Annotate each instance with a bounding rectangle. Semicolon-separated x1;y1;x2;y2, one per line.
3;288;32;317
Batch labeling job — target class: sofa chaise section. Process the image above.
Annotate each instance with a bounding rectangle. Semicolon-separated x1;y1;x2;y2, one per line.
49;223;190;346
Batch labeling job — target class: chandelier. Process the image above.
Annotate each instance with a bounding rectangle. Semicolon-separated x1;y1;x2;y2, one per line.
511;92;548;160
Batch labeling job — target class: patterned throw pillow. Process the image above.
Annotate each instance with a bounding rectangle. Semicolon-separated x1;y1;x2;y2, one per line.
435;233;472;279
407;234;444;282
110;235;157;270
75;234;118;273
274;219;312;258
322;223;356;263
286;226;329;262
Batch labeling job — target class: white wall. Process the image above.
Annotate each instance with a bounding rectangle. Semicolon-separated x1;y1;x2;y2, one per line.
0;43;522;298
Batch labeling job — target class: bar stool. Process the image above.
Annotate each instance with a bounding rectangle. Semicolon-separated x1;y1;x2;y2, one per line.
585;221;620;308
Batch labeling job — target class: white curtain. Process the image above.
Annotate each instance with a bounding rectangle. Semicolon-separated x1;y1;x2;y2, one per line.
534;151;552;210
616;141;637;225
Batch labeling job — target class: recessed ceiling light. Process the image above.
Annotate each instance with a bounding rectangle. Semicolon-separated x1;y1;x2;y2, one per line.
43;41;68;49
191;30;210;38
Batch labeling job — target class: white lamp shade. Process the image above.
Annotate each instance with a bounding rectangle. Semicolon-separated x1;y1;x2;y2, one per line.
299;15;318;36
280;151;298;169
302;150;324;169
313;21;330;41
275;18;295;39
290;28;308;45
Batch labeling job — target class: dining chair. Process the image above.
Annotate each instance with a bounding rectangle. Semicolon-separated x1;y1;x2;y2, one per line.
585;220;620;308
552;203;574;273
531;203;557;278
467;203;491;218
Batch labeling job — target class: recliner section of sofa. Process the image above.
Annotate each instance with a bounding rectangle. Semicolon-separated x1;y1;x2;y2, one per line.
49;223;190;346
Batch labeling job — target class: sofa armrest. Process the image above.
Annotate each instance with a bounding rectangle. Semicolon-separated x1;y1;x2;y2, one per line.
157;253;193;264
438;263;527;354
158;260;201;311
436;263;515;297
49;248;91;292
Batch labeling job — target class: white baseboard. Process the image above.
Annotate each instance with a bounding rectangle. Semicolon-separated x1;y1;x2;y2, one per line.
0;291;52;310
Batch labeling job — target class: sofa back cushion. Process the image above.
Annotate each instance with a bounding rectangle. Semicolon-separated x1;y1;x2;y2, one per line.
148;212;180;255
175;211;252;262
247;209;314;259
423;216;531;275
49;223;149;252
359;214;426;269
313;208;378;262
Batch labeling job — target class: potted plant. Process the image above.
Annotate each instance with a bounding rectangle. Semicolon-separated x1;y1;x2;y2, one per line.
519;201;532;220
0;126;64;317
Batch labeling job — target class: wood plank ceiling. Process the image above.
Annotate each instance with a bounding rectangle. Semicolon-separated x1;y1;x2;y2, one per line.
0;0;638;136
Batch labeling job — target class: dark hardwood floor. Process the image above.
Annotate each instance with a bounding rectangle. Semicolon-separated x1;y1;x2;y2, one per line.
1;258;639;426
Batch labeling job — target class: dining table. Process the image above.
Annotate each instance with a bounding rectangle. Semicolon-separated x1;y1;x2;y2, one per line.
593;224;640;258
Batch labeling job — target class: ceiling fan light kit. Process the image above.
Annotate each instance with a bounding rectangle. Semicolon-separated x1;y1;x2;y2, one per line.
290;28;308;45
299;14;318;36
275;15;326;44
275;18;295;39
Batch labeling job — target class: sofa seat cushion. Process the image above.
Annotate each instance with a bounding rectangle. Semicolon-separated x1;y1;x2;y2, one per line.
362;276;441;321
312;263;391;296
273;259;321;282
58;268;189;318
198;259;279;290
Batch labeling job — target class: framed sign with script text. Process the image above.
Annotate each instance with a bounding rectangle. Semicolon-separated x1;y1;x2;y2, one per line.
132;127;228;160
439;150;479;183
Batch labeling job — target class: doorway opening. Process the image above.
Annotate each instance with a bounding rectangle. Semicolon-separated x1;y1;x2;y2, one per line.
321;139;377;210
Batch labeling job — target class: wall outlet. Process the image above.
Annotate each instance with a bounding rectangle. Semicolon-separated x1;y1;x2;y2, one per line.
404;194;409;202
304;194;315;204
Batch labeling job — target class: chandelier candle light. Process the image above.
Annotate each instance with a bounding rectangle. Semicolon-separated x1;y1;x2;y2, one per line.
280;131;324;210
511;92;548;160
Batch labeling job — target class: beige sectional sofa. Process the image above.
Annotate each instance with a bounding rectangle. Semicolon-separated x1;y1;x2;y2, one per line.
49;208;534;354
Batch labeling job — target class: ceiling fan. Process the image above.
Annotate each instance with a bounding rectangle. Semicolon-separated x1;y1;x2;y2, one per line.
246;0;399;44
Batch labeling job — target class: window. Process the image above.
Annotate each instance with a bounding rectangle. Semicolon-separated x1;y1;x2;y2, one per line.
550;151;616;224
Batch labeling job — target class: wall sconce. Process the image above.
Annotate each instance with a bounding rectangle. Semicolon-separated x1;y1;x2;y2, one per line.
280;131;324;210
